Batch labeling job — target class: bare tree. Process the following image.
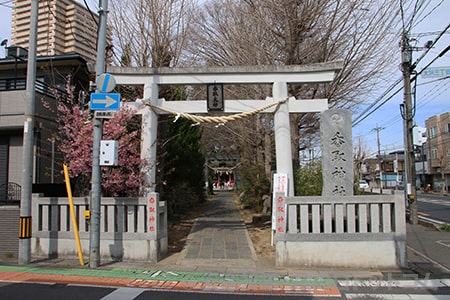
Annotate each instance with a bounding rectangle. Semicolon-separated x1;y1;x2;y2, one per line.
109;0;198;67
109;0;207;213
108;0;404;190
190;0;402;178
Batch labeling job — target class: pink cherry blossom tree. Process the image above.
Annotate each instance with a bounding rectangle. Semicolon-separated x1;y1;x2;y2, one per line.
52;80;144;196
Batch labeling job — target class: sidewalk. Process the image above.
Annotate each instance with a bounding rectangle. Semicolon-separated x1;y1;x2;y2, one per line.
1;190;449;296
0;191;341;296
407;222;450;278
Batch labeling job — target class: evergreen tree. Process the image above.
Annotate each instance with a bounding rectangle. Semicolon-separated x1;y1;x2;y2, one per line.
161;116;205;217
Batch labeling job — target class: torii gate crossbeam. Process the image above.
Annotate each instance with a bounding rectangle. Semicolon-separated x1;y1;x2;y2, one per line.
108;62;343;196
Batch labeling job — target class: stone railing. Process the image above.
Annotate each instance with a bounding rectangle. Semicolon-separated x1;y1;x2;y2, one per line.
31;193;167;262
275;194;406;268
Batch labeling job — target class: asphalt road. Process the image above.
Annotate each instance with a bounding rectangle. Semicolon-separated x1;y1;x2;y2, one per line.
0;282;337;300
417;193;450;223
2;281;450;299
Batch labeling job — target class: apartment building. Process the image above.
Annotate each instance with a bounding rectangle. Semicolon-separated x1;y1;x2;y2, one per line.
425;112;450;191
11;0;99;63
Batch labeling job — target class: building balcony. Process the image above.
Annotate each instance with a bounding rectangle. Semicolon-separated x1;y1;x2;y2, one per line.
0;77;67;128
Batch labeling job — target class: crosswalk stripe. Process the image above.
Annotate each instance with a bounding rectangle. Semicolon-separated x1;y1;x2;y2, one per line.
339;279;450;288
340;280;450;300
100;287;145;300
419;199;450;206
346;294;450;299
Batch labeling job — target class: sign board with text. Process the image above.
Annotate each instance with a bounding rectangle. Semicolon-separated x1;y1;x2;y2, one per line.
272;173;288;230
421;67;450;78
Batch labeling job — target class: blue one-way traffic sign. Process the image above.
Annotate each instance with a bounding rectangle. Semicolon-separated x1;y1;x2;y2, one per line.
90;93;120;110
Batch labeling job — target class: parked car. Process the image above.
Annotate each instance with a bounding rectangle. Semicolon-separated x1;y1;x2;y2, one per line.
359;180;369;190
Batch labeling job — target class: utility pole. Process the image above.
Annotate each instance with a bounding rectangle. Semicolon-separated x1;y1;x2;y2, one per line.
373;125;384;194
18;0;39;265
400;31;418;225
89;0;109;268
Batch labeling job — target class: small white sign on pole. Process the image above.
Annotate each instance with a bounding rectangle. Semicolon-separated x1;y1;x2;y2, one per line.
272;173;288;231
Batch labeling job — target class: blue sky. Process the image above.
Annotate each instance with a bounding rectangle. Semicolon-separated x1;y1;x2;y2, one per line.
0;1;448;157
352;1;450;156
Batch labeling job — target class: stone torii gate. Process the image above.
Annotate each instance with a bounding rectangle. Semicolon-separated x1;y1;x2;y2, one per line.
108;62;343;196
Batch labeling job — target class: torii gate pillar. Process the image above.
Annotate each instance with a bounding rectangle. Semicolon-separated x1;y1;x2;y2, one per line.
273;82;294;196
111;62;343;197
141;82;159;194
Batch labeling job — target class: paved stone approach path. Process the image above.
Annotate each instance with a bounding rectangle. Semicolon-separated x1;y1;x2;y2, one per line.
182;190;255;261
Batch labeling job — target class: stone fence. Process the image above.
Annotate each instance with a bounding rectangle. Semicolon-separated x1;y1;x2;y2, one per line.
275;194;407;268
31;193;167;262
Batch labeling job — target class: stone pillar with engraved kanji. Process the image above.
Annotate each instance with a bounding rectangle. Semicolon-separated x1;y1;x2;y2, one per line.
320;109;354;196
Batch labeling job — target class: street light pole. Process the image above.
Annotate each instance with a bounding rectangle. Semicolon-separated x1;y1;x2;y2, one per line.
89;0;109;268
400;31;418;225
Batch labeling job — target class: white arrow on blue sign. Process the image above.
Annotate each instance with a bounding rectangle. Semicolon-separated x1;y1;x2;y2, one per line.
90;93;121;111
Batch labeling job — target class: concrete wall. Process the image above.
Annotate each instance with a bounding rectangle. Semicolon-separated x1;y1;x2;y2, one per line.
31;194;167;262
277;237;402;268
32;232;168;262
275;194;407;268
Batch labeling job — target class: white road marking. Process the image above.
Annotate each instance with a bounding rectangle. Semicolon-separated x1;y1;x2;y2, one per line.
346;294;450;300
100;287;145;300
339;279;450;288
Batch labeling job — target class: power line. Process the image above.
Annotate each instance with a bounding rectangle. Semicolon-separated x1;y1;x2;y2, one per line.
358;78;450;150
412;0;444;28
363;71;450;134
353;1;449;128
82;0;99;27
352;83;403;126
0;0;13;8
352;29;450;127
410;23;450;71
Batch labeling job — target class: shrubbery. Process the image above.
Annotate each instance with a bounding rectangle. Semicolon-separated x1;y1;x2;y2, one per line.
237;164;270;212
295;163;323;196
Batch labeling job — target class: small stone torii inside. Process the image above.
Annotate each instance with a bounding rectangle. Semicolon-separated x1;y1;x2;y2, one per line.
108;62;343;196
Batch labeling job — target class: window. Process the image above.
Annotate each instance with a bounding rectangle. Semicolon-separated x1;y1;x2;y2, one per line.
429;126;437;138
431;148;438;160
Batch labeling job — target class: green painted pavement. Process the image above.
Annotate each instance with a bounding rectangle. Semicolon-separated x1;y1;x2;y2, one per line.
0;265;336;287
